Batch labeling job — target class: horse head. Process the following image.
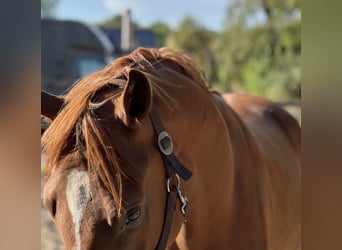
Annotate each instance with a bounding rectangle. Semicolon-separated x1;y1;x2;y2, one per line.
41;53;196;249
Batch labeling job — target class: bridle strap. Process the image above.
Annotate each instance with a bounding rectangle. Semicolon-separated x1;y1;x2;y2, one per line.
149;106;193;180
155;187;177;250
149;106;193;250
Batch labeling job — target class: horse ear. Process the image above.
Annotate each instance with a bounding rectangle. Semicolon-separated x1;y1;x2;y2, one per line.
116;69;152;127
41;91;65;120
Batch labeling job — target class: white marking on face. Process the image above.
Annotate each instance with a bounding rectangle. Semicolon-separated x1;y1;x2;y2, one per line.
66;169;91;250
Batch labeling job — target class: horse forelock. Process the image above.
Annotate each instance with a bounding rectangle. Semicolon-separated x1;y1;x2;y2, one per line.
42;47;211;216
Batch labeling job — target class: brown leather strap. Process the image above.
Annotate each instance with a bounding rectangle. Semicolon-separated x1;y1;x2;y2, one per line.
155;187;177;250
149;105;193;250
149;106;193;180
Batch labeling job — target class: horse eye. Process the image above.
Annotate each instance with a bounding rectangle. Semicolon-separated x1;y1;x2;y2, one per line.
126;206;141;225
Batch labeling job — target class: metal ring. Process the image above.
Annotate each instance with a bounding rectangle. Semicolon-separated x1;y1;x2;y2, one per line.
166;174;180;193
158;131;174;156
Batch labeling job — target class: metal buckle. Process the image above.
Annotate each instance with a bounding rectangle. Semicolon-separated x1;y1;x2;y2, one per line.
166;174;180;193
158;131;174;156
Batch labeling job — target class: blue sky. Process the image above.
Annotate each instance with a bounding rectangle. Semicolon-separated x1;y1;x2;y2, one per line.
55;0;232;31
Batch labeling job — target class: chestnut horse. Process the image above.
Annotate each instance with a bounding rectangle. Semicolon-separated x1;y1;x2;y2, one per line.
42;48;300;250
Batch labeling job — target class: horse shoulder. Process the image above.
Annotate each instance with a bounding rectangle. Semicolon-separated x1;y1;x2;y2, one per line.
222;93;301;157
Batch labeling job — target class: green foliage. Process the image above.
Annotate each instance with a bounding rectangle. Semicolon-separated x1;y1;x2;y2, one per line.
97;0;300;101
99;15;141;29
213;0;301;101
149;22;171;47
166;17;218;85
99;15;122;28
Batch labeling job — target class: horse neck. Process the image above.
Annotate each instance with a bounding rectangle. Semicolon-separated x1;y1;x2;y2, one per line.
213;95;269;248
167;91;269;249
155;86;268;248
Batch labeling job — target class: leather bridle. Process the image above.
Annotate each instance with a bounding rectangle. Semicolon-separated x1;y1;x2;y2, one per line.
149;106;193;250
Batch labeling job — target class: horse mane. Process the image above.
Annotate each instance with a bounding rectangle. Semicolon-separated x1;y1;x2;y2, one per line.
41;47;210;216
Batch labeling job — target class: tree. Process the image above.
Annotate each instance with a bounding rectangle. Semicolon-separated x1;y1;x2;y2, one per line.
99;15;141;29
166;16;218;85
149;22;170;47
213;0;301;100
99;15;122;28
41;0;59;18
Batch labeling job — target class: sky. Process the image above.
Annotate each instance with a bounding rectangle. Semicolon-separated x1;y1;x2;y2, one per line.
55;0;232;31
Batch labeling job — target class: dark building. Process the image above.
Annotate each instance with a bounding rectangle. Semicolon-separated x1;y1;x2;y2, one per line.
101;28;157;54
101;9;156;55
41;19;114;95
